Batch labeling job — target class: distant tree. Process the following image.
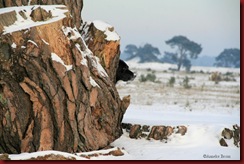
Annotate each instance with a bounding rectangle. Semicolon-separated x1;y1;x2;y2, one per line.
138;44;160;56
165;35;202;71
124;43;161;63
124;44;138;59
214;48;240;68
137;43;161;62
182;58;191;72
161;52;178;64
120;44;137;60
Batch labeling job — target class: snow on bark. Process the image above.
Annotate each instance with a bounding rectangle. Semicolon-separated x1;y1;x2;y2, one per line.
0;3;129;154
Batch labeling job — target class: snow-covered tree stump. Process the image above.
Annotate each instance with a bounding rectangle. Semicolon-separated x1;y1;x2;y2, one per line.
0;4;129;153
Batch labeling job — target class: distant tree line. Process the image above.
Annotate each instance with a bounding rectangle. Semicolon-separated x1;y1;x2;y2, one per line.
214;48;240;68
122;35;240;71
124;43;161;63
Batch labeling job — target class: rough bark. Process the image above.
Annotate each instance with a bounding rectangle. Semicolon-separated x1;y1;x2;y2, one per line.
82;22;120;83
0;0;83;29
0;5;129;154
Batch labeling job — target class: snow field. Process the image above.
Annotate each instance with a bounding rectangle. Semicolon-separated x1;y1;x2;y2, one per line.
113;62;240;160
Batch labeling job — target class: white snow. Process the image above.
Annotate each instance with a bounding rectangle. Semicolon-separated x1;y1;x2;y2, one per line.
62;26;81;40
111;127;240;160
92;20;120;41
41;39;49;45
27;40;38;47
91;56;108;77
76;147;131;160
112;61;240;160
75;42;108;77
11;43;17;48
126;61;240;74
51;53;72;71
75;43;88;66
121;104;239;126
9;150;87;160
90;76;100;88
1;5;68;34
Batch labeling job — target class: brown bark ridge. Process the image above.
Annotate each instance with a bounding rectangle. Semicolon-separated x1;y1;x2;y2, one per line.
0;0;83;29
82;21;121;83
0;5;130;154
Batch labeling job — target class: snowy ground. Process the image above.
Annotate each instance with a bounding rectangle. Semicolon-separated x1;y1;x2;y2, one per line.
4;62;240;160
114;62;240;160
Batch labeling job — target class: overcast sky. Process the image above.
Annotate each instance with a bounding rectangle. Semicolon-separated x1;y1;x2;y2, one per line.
82;0;240;57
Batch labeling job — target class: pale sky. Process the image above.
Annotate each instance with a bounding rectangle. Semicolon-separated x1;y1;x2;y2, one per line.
82;0;240;57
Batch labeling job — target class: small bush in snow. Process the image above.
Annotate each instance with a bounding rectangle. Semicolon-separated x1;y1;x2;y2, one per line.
139;73;156;83
209;72;236;84
182;76;191;89
209;72;221;84
168;77;176;87
200;83;205;91
200;70;205;74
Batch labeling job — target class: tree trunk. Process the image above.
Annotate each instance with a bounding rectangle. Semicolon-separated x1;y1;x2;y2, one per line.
177;63;181;71
0;2;129;154
81;22;120;83
177;58;182;71
177;47;185;71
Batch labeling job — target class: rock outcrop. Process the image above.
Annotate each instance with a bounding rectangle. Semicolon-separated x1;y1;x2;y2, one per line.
0;5;129;154
219;124;240;147
122;123;188;141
